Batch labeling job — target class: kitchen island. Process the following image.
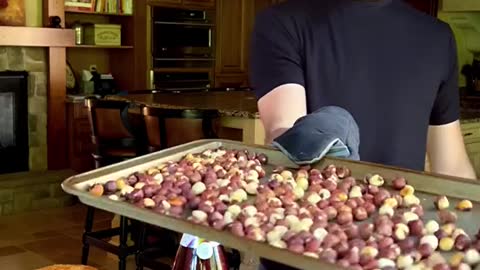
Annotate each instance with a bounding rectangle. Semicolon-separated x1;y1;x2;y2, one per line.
105;91;266;145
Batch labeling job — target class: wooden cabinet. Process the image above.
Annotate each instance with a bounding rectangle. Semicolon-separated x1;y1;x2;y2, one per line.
148;0;215;9
215;0;253;86
215;74;248;88
215;0;274;87
67;101;95;173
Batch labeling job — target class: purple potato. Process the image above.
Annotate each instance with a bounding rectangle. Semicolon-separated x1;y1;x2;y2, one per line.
127;189;144;202
169;206;184;216
188;196;201;209
142;185;158;198
214;202;228;214
134;200;145;208
152;195;167;205
103;181;117;194
135;172;148;182
155;187;169;196
164;175;176;182
167;164;178;174
257;153;268;165
162;180;174;190
180;183;192;195
170;187;182;195
127;174;138;185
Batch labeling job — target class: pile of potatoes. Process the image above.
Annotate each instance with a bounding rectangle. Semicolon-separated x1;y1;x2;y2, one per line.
88;148;480;270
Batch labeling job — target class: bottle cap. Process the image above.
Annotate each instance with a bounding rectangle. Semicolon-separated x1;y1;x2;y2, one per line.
196;242;214;260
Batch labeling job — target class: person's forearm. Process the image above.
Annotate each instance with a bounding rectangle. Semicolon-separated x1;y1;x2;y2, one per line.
265;127;290;145
431;162;477;180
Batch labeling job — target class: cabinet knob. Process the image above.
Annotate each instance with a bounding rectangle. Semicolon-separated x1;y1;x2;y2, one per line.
464;132;473;137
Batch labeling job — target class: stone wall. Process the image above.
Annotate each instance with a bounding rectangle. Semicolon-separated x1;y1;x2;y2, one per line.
0;47;48;171
0;170;76;215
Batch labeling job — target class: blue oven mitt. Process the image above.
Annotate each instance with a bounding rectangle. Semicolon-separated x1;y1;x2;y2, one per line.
271;106;360;165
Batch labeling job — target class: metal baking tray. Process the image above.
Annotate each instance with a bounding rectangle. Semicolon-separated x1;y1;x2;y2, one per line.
62;139;480;269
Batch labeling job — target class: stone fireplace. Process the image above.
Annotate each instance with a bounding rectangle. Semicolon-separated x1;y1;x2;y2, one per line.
0;47;75;216
0;47;48;171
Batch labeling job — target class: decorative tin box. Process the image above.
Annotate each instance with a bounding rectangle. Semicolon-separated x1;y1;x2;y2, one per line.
84;24;121;46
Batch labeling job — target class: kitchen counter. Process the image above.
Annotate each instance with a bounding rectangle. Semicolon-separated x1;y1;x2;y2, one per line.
106;91;265;145
105;91;260;119
100;90;480;143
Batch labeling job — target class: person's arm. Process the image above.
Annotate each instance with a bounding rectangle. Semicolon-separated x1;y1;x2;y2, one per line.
258;84;307;144
426;26;477;180
249;8;307;144
427;121;476;179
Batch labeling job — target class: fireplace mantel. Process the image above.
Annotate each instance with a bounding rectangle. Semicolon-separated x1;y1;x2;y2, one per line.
0;26;75;47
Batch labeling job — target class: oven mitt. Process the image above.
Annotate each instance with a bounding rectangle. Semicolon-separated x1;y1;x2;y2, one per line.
271;106;360;165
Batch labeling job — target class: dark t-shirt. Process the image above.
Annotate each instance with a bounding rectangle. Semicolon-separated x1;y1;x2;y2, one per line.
250;0;460;174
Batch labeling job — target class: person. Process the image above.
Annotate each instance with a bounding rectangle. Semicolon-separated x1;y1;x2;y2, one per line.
249;0;477;269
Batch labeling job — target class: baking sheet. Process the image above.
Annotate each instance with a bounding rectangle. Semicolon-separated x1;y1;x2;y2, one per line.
62;139;480;269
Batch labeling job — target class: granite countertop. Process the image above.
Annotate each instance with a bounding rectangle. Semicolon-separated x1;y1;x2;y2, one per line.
105;91;260;119
96;90;480;123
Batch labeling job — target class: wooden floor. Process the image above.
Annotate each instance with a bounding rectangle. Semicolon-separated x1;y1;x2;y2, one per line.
0;203;259;270
0;203;139;270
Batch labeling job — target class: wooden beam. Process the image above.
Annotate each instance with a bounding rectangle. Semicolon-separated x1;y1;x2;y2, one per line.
47;47;68;170
43;0;65;27
0;27;74;47
42;0;69;170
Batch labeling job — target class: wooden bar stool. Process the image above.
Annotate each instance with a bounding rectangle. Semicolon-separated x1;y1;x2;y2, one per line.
83;97;148;270
135;106;224;269
86;97;147;167
142;106;220;152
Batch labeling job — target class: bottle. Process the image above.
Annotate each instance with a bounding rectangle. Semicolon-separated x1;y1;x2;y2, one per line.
196;241;229;270
73;21;84;45
172;234;229;270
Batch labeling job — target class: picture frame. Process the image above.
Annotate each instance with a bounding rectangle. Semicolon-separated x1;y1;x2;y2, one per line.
0;0;26;26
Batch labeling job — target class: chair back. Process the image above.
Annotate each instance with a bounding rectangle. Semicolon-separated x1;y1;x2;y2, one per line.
142;106;219;151
85;97;135;145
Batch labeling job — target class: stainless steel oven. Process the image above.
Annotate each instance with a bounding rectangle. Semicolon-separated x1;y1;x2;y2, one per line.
150;70;212;92
152;7;215;69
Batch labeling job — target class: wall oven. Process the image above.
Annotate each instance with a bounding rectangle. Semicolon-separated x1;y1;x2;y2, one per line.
152;7;215;69
151;70;212;92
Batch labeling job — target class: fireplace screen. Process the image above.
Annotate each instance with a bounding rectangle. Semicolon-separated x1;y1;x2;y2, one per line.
0;92;15;148
0;71;28;174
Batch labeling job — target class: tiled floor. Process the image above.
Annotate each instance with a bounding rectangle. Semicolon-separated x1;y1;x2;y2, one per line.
0;204;259;270
0;203;137;270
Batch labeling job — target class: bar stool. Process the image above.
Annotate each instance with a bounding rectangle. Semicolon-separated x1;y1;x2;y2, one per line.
135;106;229;270
86;97;147;167
142;106;220;151
83;97;148;270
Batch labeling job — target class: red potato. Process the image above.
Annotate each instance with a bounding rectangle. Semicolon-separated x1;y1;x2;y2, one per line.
392;177;407;190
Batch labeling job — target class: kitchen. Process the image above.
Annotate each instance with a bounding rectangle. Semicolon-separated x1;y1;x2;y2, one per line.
1;0;480;270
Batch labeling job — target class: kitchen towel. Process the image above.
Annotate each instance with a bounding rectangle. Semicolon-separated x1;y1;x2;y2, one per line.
271;106;360;164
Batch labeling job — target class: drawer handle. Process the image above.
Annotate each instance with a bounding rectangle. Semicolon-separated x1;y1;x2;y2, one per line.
464;132;473;137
